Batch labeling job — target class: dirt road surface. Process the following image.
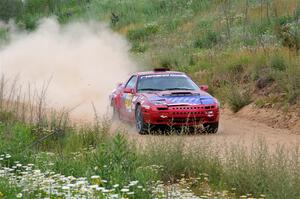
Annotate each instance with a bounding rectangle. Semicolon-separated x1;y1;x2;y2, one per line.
112;110;300;152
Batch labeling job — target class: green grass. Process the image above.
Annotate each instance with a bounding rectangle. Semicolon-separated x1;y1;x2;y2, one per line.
0;115;300;198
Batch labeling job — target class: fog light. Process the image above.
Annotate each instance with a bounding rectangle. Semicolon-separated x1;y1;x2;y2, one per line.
207;110;214;117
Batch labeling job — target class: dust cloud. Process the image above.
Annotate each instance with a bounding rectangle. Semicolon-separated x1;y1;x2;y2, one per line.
0;18;136;121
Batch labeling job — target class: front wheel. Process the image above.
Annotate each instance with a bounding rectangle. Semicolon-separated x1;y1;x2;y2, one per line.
203;122;219;134
135;105;147;134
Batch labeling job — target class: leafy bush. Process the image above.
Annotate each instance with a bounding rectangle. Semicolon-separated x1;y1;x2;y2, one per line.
130;42;148;53
0;0;23;22
0;28;7;41
280;65;300;103
227;86;252;113
270;54;286;71
127;23;159;41
22;14;40;30
194;30;219;49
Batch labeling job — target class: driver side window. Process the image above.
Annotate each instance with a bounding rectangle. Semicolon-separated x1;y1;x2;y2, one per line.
125;76;137;89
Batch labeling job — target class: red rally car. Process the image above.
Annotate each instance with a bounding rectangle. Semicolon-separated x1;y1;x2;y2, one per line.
110;68;220;134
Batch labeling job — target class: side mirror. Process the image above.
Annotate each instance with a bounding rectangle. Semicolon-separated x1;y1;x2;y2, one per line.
124;87;134;94
200;85;209;92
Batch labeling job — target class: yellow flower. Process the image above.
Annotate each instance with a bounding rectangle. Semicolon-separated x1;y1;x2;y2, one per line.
91;175;102;185
0;192;4;198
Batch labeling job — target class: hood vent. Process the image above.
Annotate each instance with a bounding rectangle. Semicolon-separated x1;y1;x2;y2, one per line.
163;92;197;96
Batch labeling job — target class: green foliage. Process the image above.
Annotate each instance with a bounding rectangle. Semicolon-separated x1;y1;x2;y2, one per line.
92;133;138;185
127;23;159;42
0;113;300;198
280;65;300;104
22;14;40;30
194;31;219;49
0;111;15;123
0;123;33;165
0;178;23;199
0;0;23;22
130;42;148;53
270;54;286;71
0;28;7;41
227;86;252;113
141;138;187;182
23;0;61;15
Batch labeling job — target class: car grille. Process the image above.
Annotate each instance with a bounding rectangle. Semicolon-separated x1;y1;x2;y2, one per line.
169;105;215;110
154;105;217;125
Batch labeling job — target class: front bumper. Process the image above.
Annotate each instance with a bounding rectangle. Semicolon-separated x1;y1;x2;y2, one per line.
142;104;219;126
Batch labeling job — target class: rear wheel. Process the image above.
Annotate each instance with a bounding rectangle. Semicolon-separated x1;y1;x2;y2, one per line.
135;105;147;134
203;122;219;134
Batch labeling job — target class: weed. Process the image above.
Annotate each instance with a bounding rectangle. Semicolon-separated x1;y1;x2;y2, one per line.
227;86;252;113
127;23;159;42
194;30;219;49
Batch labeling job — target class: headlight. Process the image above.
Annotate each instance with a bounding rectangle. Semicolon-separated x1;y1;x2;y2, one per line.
151;100;167;105
142;105;150;110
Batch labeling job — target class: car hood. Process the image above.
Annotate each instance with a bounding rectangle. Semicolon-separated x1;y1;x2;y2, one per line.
141;90;216;105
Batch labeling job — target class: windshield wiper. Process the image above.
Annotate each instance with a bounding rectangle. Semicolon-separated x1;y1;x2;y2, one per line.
138;88;163;91
164;87;195;91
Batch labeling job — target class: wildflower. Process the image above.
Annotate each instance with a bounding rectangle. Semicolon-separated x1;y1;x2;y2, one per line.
121;188;129;193
16;193;22;198
0;192;3;198
102;189;109;193
91;175;100;179
91;175;101;185
62;186;70;190
129;180;138;186
113;184;119;188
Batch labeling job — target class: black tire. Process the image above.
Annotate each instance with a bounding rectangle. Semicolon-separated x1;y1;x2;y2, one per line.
135;105;147;134
203;122;219;134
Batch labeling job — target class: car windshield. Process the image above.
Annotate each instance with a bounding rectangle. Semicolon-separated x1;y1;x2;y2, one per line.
137;74;199;92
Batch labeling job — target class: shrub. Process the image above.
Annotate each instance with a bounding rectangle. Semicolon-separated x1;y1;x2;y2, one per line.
0;111;15;123
227;86;252;113
0;178;23;199
270;54;286;71
23;14;39;30
194;30;219;49
130;42;148;53
0;0;23;22
127;23;159;41
281;65;300;103
0;28;7;41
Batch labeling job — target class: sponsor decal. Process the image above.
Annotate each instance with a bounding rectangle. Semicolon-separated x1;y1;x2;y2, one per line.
124;94;133;112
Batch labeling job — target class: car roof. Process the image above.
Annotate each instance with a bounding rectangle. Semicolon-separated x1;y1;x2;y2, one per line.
134;70;185;76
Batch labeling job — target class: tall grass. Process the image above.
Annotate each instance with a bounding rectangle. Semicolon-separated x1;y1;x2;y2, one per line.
1;120;300;198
